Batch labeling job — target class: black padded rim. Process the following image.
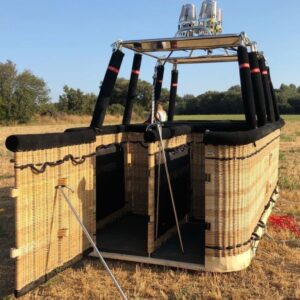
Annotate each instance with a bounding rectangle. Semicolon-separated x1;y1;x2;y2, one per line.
6;120;285;152
203;119;285;146
6;129;96;152
144;125;192;142
66;125;125;135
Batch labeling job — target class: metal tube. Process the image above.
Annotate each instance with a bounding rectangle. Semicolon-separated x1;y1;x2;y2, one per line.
58;186;128;300
90;49;124;129
267;67;280;121
167;68;178;121
151;66;158;124
237;46;257;129
258;57;275;123
155;150;161;240
154;65;165;102
156;124;185;253
122;53;142;125
248;52;267;126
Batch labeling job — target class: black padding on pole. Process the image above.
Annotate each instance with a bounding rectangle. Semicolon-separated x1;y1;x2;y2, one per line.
237;46;257;129
267;67;280;120
155;65;165;102
248;52;267;126
122;53;142;125
168;70;178;121
258;57;275;123
90;49;124;128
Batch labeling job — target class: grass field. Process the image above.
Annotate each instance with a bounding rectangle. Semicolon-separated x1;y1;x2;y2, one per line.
0;115;299;299
175;114;300;121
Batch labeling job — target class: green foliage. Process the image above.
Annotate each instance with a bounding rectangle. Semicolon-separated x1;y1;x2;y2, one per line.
276;84;300;114
107;104;124;116
1;60;300;124
0;60;50;123
57;85;97;115
177;86;243;115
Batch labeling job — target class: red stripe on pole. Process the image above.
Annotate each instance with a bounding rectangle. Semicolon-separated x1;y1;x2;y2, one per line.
251;68;261;74
132;70;140;75
172;83;178;87
262;70;268;75
108;66;119;73
239;63;250;69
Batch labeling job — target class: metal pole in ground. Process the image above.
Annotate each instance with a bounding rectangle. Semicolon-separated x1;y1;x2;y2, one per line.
57;185;128;300
155;150;162;240
155;124;185;253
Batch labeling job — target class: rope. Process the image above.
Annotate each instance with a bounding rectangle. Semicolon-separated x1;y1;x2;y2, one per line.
15;153;96;174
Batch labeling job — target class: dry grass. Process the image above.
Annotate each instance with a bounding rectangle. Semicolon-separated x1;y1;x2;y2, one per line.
0;117;299;300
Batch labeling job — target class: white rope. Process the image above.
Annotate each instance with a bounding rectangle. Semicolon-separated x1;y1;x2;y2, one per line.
57;185;128;300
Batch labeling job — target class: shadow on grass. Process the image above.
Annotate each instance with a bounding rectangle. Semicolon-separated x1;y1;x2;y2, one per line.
0;186;15;298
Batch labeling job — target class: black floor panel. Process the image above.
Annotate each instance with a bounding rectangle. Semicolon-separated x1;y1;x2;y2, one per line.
97;216;205;265
97;213;148;256
152;222;205;265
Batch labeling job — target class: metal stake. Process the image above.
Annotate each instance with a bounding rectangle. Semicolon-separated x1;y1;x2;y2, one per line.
57;185;128;300
155;150;162;240
156;124;185;253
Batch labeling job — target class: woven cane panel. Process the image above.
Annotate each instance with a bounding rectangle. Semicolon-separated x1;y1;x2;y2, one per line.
14;142;95;291
205;130;280;258
125;133;149;215
191;134;205;219
95;133;124;147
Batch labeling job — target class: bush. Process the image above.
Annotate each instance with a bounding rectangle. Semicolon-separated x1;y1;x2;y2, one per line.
107;104;124;116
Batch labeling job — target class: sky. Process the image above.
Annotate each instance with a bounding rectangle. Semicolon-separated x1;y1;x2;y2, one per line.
1;0;300;102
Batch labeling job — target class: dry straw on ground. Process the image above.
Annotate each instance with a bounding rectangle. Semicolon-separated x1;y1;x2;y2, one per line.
0;116;299;299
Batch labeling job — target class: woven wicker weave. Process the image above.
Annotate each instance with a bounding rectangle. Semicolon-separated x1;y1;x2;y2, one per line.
191;133;205;220
13;142;95;292
10;126;282;292
205;130;280;260
147;134;192;254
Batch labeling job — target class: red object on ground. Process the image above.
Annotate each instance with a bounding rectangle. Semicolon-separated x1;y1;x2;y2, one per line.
269;215;300;237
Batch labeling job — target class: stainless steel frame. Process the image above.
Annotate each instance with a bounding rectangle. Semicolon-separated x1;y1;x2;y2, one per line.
115;33;253;65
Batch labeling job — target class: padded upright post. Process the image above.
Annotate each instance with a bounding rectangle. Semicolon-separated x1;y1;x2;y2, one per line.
267;67;280;121
258;57;275;123
122;54;142;125
154;65;165;102
168;69;179;121
90;50;124;129
237;46;257;129
248;52;267;126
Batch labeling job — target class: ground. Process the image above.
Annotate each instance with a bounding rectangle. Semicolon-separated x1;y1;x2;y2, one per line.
0;115;299;300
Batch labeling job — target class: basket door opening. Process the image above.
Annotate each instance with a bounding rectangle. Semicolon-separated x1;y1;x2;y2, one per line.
96;144;125;220
96;143;148;256
152;145;205;265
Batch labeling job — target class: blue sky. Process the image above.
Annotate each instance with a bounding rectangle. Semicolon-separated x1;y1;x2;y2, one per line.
1;0;300;101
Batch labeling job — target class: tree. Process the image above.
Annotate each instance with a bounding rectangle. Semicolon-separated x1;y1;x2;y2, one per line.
0;60;50;123
57;85;96;115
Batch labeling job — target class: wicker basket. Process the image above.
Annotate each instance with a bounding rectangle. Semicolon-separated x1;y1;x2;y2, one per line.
8;125;282;295
12;142;95;293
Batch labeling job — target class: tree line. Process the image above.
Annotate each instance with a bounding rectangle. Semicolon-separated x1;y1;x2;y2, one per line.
1;60;300;124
